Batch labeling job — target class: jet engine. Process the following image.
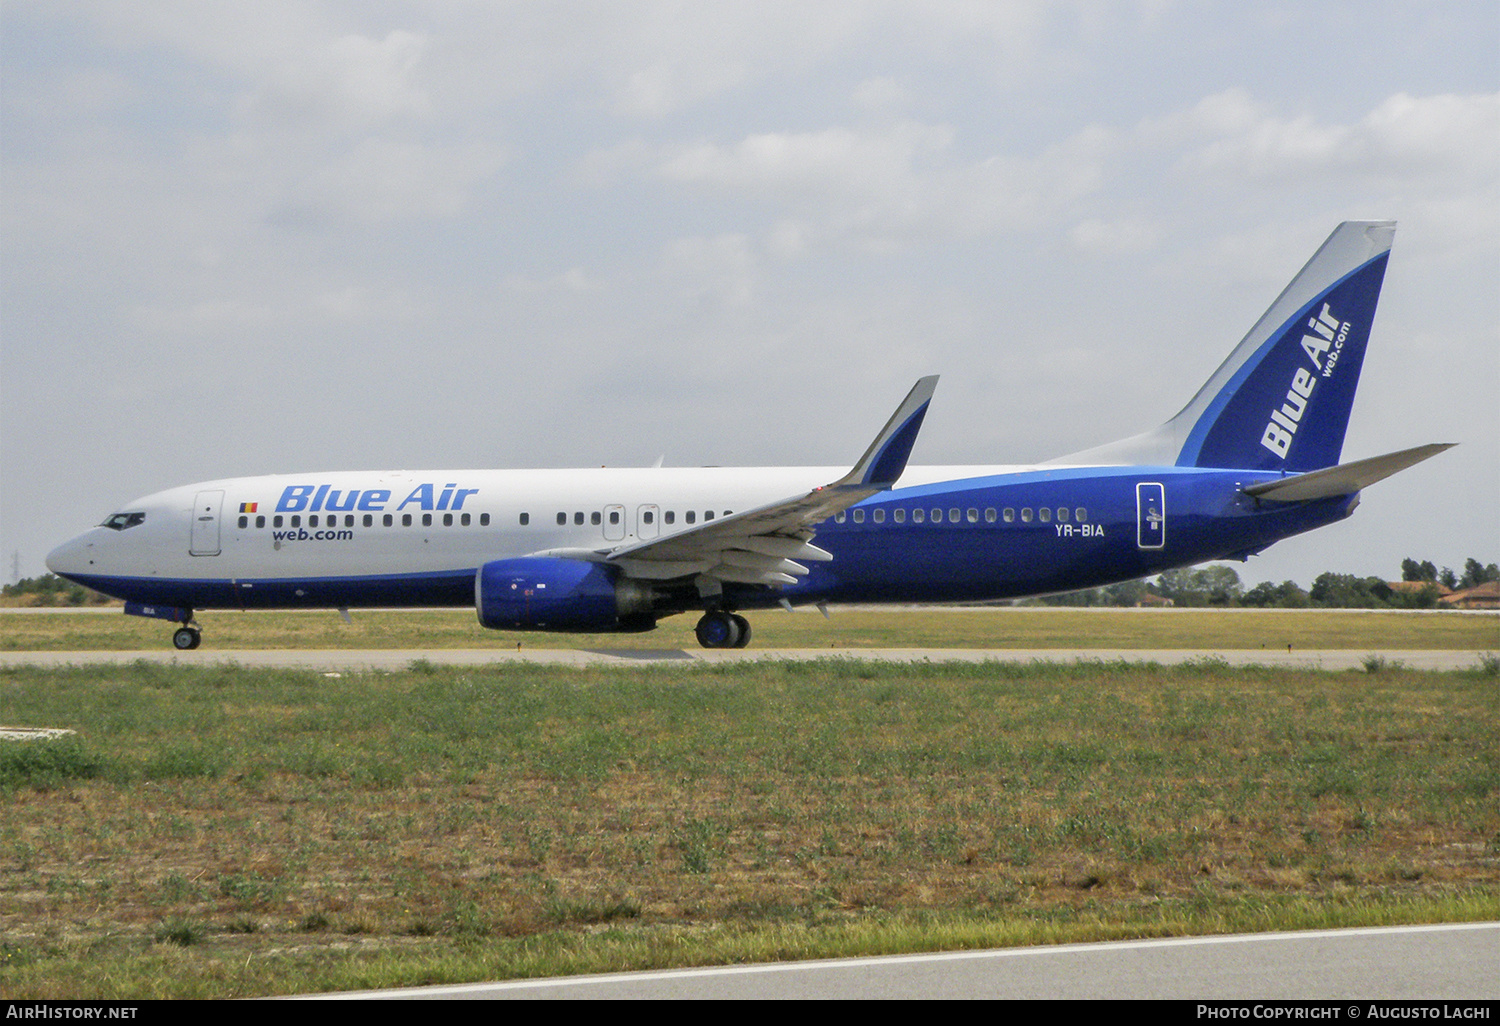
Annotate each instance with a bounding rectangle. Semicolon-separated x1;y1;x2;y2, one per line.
475;557;656;632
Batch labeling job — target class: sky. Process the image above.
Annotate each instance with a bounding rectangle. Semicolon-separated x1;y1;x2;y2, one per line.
2;1;1496;591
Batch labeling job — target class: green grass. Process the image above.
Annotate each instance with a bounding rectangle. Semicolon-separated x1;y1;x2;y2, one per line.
0;658;1495;997
2;606;1496;651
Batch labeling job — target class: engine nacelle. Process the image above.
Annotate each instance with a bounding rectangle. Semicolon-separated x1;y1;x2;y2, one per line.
475;557;656;633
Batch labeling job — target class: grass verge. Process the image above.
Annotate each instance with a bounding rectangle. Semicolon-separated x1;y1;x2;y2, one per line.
0;658;1495;997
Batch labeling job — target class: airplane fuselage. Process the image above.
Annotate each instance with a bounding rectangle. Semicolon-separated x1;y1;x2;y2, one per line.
49;463;1352;619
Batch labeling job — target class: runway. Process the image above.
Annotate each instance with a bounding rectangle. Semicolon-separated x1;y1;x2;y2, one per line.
312;922;1500;1000
0;646;1490;671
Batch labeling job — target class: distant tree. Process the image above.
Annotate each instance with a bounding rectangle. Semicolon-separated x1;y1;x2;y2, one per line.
1098;580;1149;606
1388;582;1442;609
1439;566;1459;590
1401;558;1438;583
1459;558;1500;589
1153;565;1243;606
1241;580;1310;608
0;573;108;606
1309;572;1388;608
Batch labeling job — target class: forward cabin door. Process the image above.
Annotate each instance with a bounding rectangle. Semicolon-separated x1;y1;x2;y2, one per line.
1135;482;1165;550
190;490;224;556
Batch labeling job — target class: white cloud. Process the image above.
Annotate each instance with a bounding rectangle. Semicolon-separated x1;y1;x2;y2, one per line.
1176;89;1500;187
1069;217;1162;257
647;119;1109;251
248;29;432;128
269;138;505;225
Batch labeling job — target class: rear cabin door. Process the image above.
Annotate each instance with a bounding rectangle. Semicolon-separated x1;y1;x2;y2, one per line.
1135;482;1165;550
190;490;224;556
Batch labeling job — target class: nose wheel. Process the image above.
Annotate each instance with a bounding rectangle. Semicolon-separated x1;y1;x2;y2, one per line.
694;610;751;649
172;625;202;650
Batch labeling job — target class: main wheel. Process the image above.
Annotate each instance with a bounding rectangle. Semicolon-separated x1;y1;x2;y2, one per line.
694;610;742;649
172;626;201;651
730;614;752;649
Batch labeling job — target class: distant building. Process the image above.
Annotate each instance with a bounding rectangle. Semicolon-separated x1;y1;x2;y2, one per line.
1386;580;1452;597
1439;581;1500;610
1136;593;1175;608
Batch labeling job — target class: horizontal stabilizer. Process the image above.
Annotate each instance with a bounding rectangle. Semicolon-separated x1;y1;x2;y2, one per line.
1243;443;1455;502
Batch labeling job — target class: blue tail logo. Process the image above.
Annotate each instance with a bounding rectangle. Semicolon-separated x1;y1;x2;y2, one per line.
1175;224;1393;473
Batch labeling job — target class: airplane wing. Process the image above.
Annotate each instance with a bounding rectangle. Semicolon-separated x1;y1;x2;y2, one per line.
1242;443;1455;503
602;376;938;586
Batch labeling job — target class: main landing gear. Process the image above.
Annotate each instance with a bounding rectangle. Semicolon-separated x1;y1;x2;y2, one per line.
171;617;202;650
694;609;751;649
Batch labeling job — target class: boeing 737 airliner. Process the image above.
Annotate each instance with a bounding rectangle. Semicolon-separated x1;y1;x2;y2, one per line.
47;221;1451;650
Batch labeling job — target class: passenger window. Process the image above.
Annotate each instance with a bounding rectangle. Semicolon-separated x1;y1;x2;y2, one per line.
610;510;620;525
574;512;584;526
461;513;471;526
1021;508;1033;522
310;515;319;528
592;512;602;526
834;512;846;523
643;511;654;525
1004;508;1015;522
931;509;943;523
345;515;354;527
950;508;960;523
238;516;248;529
873;508;885;523
480;513;490;526
985;508;997;523
274;515;284;528
423;513;433;527
852;509;864;523
665;511;675;525
384;514;393;527
894;508;906;523
363;515;373;527
1057;507;1069;522
403;514;412;527
686;511;696;524
520;513;529;526
443;513;453;527
1039;508;1051;523
556;512;566;526
256;515;265;529
291;516;301;528
912;509;925;523
705;511;715;521
967;509;978;523
1076;508;1087;522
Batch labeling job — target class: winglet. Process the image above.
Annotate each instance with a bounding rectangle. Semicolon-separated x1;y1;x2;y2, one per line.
839;375;938;488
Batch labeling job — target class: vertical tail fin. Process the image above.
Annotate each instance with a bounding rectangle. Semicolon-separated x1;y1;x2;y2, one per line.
1054;221;1395;471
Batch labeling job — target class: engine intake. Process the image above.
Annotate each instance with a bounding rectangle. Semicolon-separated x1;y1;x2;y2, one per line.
475;557;655;632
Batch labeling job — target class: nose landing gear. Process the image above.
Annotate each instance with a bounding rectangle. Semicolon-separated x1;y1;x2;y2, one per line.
694;609;751;649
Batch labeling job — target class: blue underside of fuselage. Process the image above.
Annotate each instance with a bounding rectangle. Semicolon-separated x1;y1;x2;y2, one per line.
62;470;1356;630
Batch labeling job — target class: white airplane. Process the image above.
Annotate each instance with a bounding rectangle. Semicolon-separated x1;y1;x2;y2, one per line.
47;222;1451;650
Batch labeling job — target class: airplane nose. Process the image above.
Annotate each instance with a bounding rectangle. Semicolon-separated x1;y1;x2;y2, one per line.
46;534;96;578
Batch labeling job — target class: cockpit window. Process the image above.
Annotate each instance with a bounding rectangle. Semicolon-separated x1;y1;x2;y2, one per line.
101;512;146;531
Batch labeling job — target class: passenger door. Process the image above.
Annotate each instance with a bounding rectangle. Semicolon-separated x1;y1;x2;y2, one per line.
1135;482;1165;550
190;490;224;556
